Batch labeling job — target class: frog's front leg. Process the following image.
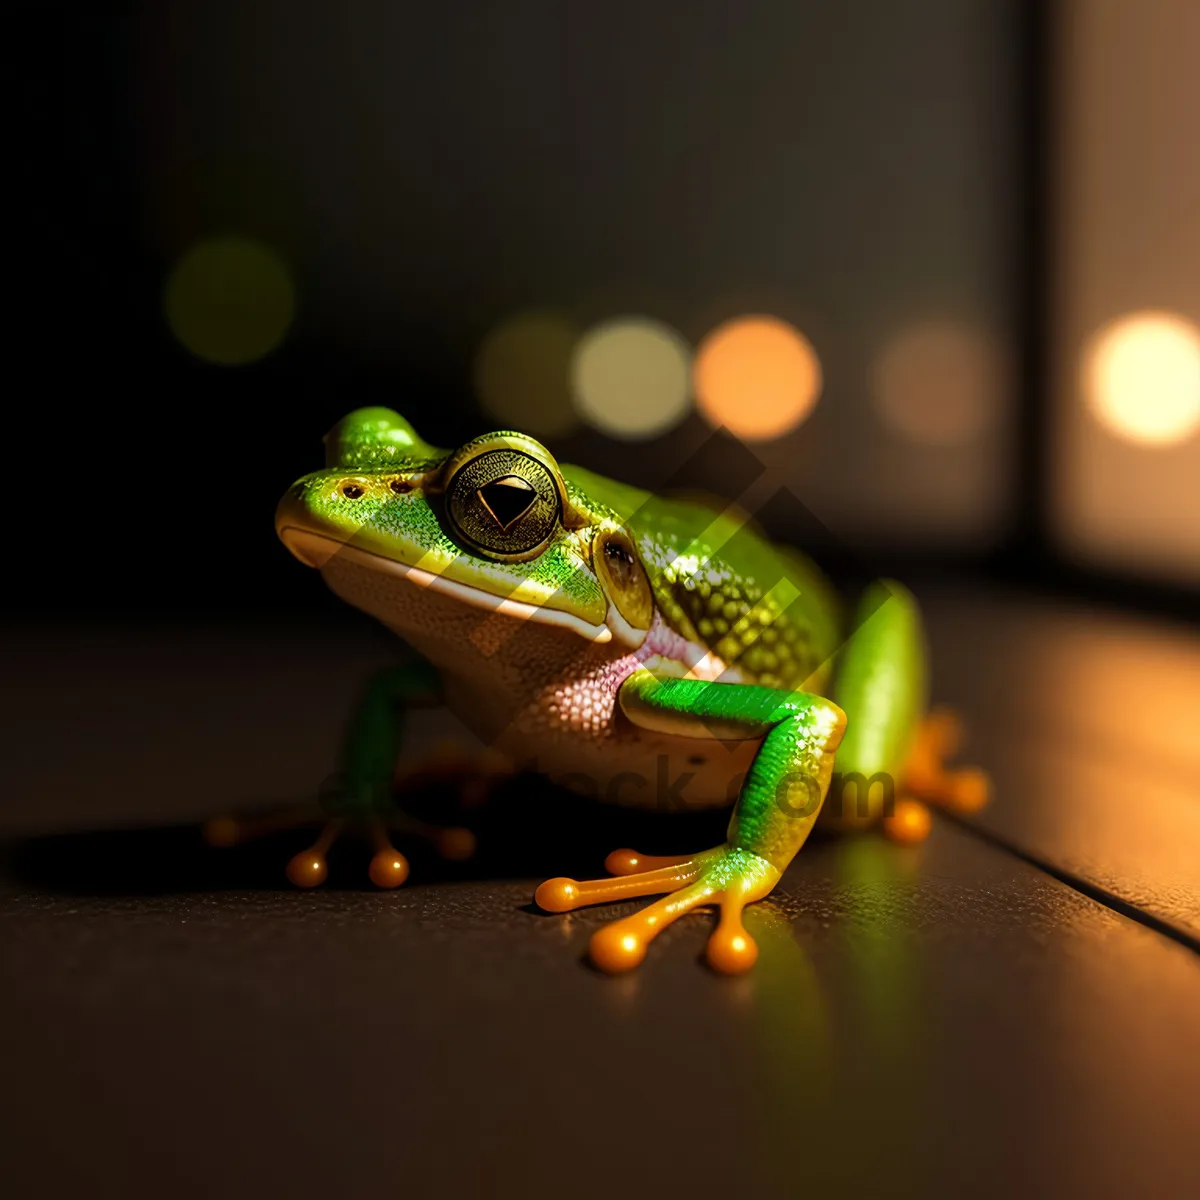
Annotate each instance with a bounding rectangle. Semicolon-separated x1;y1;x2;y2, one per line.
534;670;846;974
206;660;478;887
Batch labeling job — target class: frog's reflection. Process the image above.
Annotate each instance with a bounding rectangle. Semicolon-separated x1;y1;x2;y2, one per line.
731;837;928;1194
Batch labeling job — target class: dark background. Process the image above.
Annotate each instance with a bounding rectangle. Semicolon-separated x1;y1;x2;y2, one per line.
19;0;1050;624
6;7;1200;1199
25;1;1195;624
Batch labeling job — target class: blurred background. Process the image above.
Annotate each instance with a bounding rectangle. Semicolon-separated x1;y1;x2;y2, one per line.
17;0;1198;624
6;9;1200;1198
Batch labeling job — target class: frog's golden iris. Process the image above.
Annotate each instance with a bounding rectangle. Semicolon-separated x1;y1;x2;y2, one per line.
444;446;561;561
593;527;653;632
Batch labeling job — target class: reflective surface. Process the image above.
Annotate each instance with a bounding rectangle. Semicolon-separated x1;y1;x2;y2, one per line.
926;590;1200;941
2;588;1199;1198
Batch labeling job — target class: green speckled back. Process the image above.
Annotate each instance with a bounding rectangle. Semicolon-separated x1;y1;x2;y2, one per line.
562;464;840;689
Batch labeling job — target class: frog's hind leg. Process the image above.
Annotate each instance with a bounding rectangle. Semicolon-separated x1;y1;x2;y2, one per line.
828;581;989;846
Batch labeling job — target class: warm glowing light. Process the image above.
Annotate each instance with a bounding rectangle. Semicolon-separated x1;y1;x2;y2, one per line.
1084;311;1200;446
621;935;638;952
693;315;822;440
475;311;580;438
570;316;692;439
731;936;747;952
164;236;295;365
873;322;1002;446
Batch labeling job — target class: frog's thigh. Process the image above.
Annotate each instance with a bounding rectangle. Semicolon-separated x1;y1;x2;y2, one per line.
828;581;990;837
826;580;926;831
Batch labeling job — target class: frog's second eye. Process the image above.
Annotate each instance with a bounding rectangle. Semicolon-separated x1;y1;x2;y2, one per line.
594;528;653;632
444;448;562;561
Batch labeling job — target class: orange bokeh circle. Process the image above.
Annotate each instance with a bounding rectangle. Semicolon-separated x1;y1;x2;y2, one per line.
693;315;823;440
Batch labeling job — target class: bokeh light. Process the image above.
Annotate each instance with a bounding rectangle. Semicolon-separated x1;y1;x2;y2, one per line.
474;311;580;438
164;236;295;365
693;315;822;440
1084;311;1200;446
570;316;692;439
872;322;1002;447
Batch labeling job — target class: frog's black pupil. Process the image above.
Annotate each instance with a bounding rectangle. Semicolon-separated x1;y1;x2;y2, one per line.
477;475;536;530
605;541;633;564
342;484;364;499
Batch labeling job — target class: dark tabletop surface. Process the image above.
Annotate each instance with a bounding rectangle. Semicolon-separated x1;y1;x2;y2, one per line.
2;585;1199;1200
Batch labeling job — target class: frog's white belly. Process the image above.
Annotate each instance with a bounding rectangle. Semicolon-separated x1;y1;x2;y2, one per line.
510;720;756;812
321;553;758;809
443;671;759;813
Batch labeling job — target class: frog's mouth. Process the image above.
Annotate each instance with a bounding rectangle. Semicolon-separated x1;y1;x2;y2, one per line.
279;527;614;645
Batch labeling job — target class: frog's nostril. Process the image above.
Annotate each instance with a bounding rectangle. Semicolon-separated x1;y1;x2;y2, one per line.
341;484;365;500
389;479;413;495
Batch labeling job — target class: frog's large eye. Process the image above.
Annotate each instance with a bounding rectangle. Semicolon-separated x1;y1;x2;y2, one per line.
444;445;562;561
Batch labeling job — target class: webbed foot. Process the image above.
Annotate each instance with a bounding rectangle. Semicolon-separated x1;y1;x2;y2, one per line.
903;707;990;813
535;844;781;975
202;808;475;889
880;708;990;845
203;741;505;886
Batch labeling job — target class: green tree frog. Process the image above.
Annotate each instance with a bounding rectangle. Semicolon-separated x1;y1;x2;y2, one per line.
266;407;986;974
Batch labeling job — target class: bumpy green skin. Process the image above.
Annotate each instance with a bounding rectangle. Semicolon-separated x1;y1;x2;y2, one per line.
564;464;843;691
277;408;929;906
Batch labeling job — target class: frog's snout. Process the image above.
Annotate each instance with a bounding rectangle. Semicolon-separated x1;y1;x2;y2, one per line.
279;527;341;569
275;485;341;568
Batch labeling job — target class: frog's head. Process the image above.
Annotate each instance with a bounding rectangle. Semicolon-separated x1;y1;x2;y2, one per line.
276;408;654;656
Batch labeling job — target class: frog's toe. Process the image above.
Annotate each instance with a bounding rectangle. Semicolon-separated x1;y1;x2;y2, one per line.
283;818;413;889
203;805;320;848
706;895;761;974
384;809;478;863
432;825;477;862
880;797;933;845
366;820;411;888
535;856;703;914
201;816;241;848
533;877;582;912
602;847;694;875
286;819;344;888
588;921;650;972
587;879;717;973
200;804;342;887
903;707;991;816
